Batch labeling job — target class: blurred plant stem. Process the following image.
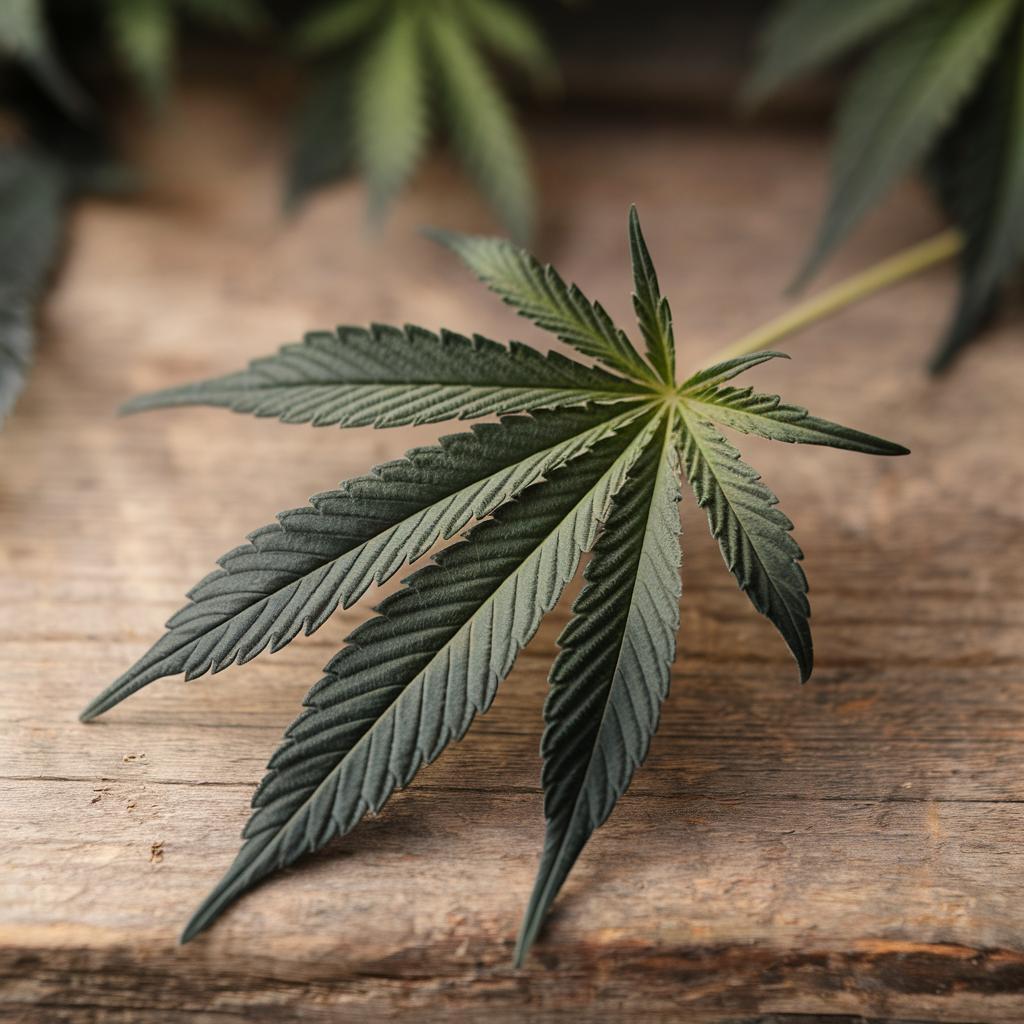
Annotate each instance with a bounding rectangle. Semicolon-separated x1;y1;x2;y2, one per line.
710;229;964;365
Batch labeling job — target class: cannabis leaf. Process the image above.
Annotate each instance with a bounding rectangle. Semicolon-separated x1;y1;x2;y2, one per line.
82;207;907;961
288;0;553;241
749;0;1024;368
929;13;1024;370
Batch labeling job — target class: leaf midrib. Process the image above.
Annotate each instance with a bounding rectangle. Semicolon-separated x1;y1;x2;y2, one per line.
525;414;674;935
676;406;805;652
682;394;805;434
186;379;647;397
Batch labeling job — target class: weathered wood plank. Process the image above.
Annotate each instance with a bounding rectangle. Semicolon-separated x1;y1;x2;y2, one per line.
2;73;1023;1022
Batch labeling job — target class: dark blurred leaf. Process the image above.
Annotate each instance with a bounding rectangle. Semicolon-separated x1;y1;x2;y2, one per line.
744;0;926;107
286;61;354;209
930;13;1024;371
354;3;427;222
177;0;266;32
793;0;1013;290
0;146;67;425
289;0;542;238
292;0;380;55
749;0;1024;367
425;6;533;243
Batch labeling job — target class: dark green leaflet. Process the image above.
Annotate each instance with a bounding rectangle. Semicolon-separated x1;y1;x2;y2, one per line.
80;407;649;722
750;0;1024;363
181;415;658;941
107;0;175;104
434;229;658;384
628;206;675;385
677;405;811;682
679;351;788;392
517;416;681;963
682;385;909;455
286;62;355;211
0;147;67;425
122;323;645;427
931;12;1024;371
293;0;380;55
460;0;555;86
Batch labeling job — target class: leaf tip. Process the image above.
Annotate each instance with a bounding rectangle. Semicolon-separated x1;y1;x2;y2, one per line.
513;916;540;969
421;225;459;250
117;398;142;417
423;227;489;265
785;246;825;296
928;341;959;375
791;634;813;685
627;204;646;254
180;887;228;945
79;688;115;722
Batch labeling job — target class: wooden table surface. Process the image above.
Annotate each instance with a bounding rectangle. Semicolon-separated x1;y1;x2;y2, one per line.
3;77;1024;1023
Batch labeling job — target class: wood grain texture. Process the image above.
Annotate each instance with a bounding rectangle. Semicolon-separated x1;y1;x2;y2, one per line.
2;68;1024;1023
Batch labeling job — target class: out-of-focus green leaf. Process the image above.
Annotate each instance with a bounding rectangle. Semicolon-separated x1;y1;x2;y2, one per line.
293;0;380;55
461;0;557;85
930;13;1024;371
744;0;928;106
288;0;545;237
286;62;354;210
425;7;533;242
353;4;427;221
794;0;1014;289
0;147;67;425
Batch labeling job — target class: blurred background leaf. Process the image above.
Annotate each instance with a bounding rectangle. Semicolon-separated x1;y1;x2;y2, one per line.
0;147;66;425
749;0;1024;369
289;0;552;242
